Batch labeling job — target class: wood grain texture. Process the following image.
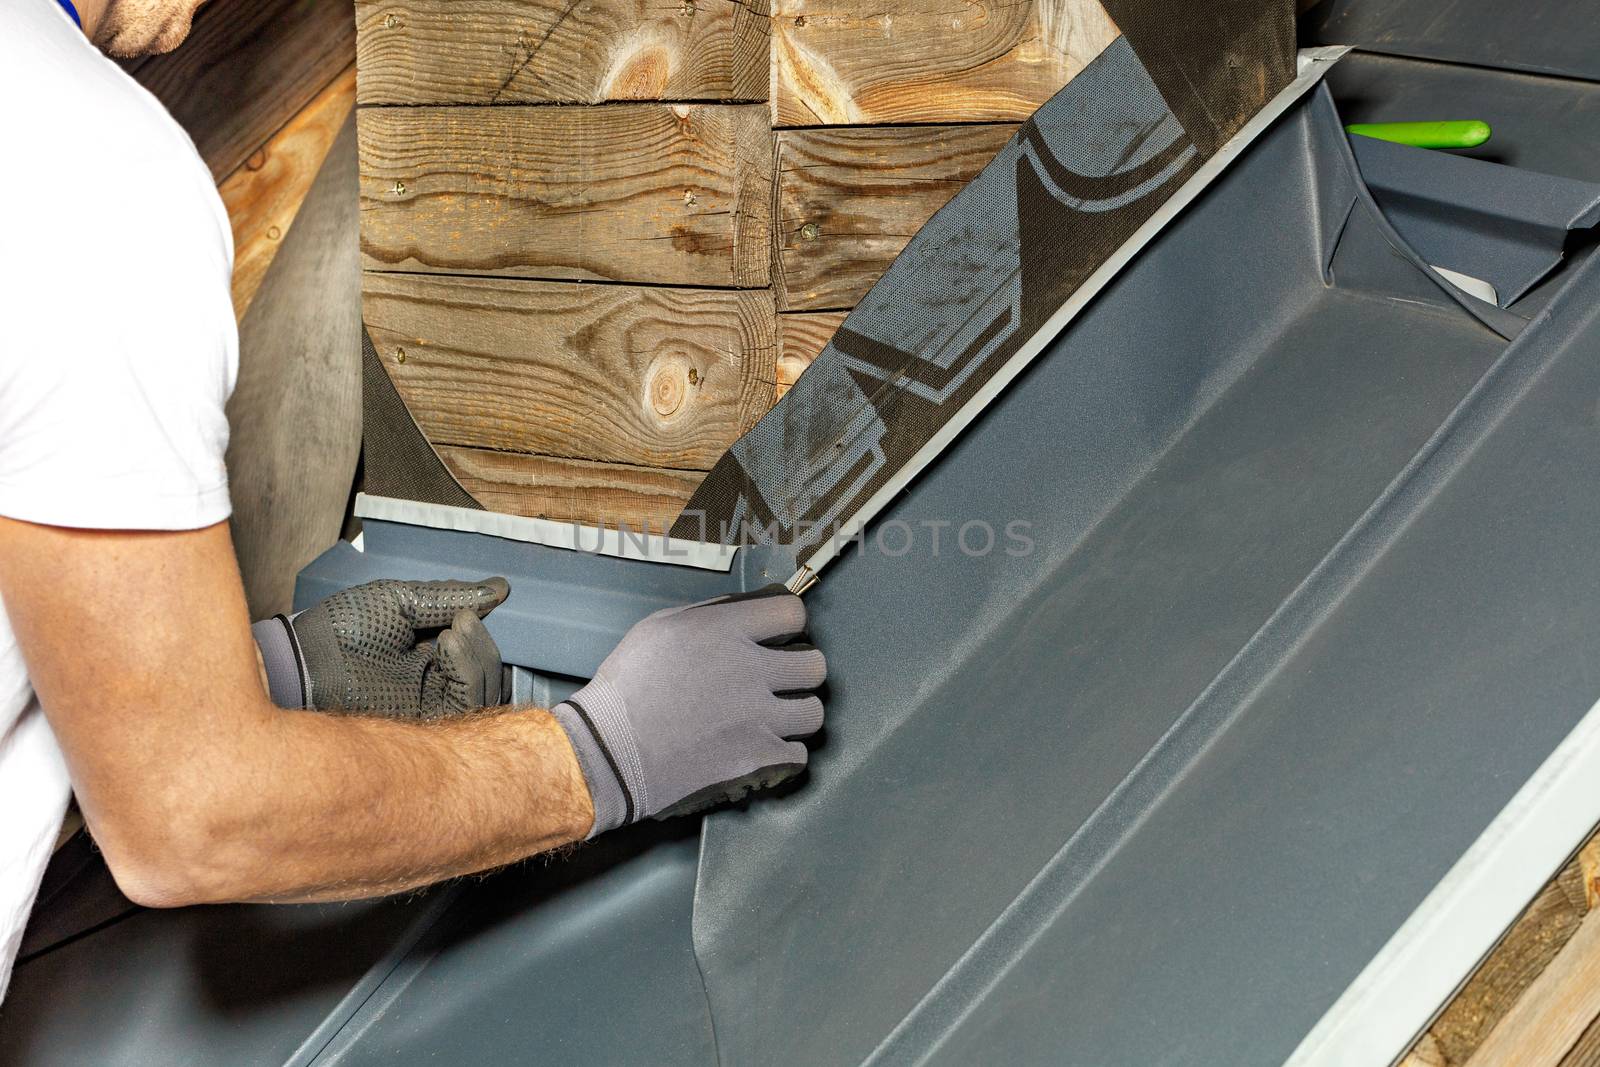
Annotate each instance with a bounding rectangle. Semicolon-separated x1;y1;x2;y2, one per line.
775;123;1016;310
1583;835;1600;911
1401;1034;1449;1067
771;0;1119;126
439;446;704;529
1429;859;1590;1066
364;274;775;469
355;0;769;105
125;0;356;181
226;116;363;618
1466;905;1600;1067
221;66;357;321
777;311;846;398
359;103;772;286
1562;1013;1600;1067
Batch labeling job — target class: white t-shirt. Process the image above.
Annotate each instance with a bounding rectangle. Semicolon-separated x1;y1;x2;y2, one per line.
0;0;237;1001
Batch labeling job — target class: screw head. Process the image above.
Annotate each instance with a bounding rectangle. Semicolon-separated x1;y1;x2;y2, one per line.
393;180;407;196
266;225;281;241
800;222;821;241
384;13;398;28
395;347;407;364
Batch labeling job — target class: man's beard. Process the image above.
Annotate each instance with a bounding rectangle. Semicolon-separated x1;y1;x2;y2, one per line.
92;0;199;57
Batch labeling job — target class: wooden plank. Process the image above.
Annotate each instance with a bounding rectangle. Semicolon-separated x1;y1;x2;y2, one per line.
439;446;704;531
1429;858;1591;1065
775;124;1016;310
771;0;1119;127
1583;834;1600;911
220;66;357;322
355;0;769;105
364;274;775;470
778;311;846;398
359;104;772;287
226;116;363;619
1466;906;1600;1067
1401;1034;1448;1067
125;0;356;181
1560;1013;1600;1067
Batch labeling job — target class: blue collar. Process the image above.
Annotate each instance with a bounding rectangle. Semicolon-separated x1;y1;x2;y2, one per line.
56;0;82;29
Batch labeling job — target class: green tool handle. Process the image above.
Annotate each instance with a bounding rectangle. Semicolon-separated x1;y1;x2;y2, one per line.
1345;120;1492;149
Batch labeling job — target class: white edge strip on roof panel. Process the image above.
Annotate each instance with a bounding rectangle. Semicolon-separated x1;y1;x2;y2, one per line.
1287;693;1600;1067
354;493;738;573
788;46;1352;594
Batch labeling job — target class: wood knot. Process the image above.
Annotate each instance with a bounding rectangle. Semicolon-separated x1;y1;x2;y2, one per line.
650;366;686;417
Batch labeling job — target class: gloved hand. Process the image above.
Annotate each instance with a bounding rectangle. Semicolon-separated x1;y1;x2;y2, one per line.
552;586;826;837
252;578;510;718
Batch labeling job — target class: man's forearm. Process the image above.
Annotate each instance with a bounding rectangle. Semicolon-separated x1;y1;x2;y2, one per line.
0;519;594;909
139;699;594;905
91;696;593;906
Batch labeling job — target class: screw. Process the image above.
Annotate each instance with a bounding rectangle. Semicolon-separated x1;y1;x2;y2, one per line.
266;225;281;241
393;180;407;196
384;13;398;28
396;347;406;364
800;222;821;241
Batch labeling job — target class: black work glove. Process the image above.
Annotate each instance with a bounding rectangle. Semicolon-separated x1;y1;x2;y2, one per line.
252;578;510;718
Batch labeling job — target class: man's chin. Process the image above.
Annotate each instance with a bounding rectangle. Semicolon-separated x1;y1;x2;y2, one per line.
95;12;195;57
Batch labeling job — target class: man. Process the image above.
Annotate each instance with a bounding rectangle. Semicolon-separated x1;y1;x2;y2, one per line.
0;0;825;1002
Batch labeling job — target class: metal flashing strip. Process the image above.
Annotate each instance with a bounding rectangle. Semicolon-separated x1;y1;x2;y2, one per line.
1287;694;1600;1067
353;493;737;572
789;47;1350;588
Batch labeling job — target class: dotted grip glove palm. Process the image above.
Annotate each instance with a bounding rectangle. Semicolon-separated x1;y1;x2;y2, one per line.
553;587;826;837
252;578;510;718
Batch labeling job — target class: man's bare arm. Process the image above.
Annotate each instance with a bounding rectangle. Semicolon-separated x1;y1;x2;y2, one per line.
0;518;594;907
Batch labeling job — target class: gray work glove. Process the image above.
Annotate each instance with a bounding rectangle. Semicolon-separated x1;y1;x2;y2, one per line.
552;586;826;837
252;578;510;718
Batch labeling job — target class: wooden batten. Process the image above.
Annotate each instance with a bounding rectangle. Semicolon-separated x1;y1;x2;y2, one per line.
358;103;772;287
1463;897;1600;1066
355;0;769;105
124;0;358;181
770;0;1120;126
363;273;774;470
775;123;1018;311
1402;827;1600;1067
222;66;358;321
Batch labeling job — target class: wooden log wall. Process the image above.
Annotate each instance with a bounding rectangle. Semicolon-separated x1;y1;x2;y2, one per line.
355;0;1122;528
